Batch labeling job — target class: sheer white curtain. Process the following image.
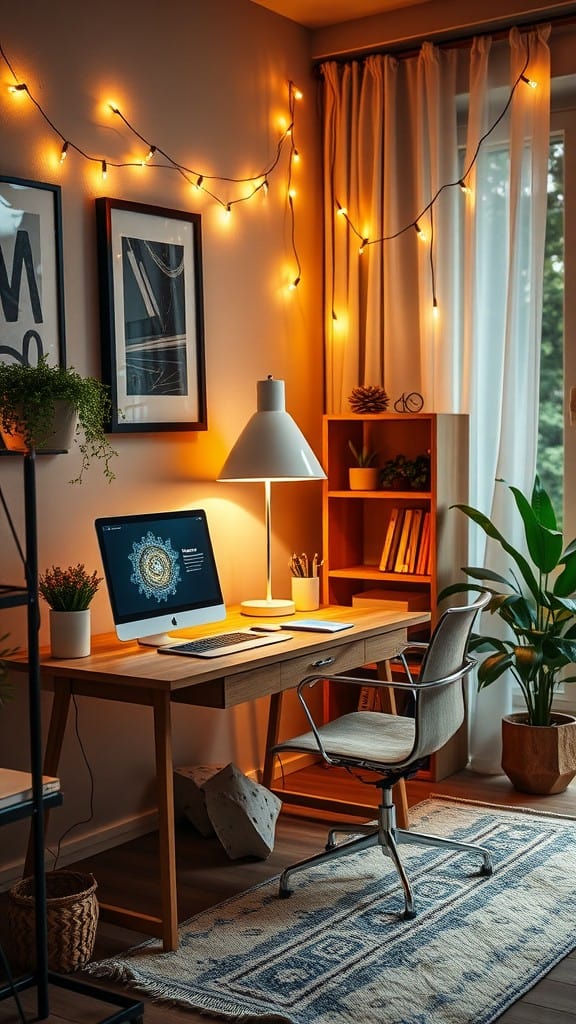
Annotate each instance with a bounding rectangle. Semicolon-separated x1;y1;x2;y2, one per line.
321;27;551;771
465;27;551;770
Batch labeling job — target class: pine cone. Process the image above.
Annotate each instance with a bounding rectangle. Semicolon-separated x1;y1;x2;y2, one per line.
348;385;390;414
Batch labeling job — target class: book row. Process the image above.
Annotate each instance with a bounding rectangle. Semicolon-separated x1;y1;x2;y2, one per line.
379;507;431;575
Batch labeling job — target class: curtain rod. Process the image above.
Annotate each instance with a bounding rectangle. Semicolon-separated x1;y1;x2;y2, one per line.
313;7;576;66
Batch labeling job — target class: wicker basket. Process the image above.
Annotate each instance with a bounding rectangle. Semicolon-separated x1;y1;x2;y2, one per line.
8;870;98;973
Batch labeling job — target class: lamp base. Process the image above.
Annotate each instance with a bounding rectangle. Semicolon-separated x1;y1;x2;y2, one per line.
240;598;295;617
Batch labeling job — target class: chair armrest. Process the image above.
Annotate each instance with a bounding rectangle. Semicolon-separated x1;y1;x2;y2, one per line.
295;656;476;762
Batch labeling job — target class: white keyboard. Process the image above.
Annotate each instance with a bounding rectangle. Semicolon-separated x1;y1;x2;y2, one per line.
158;629;291;658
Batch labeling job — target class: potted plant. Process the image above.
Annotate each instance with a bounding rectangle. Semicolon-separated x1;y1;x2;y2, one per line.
348;440;379;490
39;564;102;659
380;452;431;491
0;359;117;483
439;475;576;794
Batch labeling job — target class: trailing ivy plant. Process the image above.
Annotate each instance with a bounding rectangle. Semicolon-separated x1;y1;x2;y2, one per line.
0;359;117;483
439;475;576;726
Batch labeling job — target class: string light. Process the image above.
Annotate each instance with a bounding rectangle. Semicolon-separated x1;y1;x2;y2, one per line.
414;221;427;242
332;43;536;321
0;40;303;287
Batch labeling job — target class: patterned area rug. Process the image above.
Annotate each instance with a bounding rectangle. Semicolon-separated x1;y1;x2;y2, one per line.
87;798;576;1024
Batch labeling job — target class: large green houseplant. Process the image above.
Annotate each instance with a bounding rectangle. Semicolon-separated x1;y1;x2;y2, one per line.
440;475;576;793
0;359;117;483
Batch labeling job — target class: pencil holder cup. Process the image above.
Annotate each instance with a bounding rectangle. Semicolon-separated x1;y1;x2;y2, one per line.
291;576;320;612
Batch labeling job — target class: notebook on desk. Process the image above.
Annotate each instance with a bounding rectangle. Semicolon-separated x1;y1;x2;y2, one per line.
0;768;60;811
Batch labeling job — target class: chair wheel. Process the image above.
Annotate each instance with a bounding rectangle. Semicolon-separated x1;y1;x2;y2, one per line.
402;908;417;920
325;843;335;852
279;887;293;899
479;864;493;877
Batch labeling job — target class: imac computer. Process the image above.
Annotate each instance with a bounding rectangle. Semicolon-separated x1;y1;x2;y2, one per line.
95;509;226;646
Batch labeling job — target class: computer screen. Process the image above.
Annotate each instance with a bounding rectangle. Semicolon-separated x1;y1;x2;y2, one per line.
95;509;226;645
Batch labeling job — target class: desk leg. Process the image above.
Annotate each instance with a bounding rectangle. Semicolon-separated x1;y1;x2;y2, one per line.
24;680;71;877
377;661;409;829
262;692;283;789
153;692;179;952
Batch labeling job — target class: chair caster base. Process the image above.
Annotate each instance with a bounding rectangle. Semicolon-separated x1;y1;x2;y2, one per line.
279;887;293;899
479;864;493;877
402;908;417;920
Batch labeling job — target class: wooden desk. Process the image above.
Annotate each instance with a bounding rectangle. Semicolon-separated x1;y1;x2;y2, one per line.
9;604;428;951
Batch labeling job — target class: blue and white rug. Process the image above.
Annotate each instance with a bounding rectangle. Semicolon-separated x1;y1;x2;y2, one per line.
87;798;576;1024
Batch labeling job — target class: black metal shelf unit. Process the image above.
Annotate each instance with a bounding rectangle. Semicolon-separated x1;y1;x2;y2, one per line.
0;451;144;1023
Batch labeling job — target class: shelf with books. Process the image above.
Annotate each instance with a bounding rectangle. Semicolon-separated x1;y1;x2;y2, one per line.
321;412;469;781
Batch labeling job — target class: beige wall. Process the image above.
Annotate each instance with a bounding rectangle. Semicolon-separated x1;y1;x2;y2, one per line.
0;0;323;880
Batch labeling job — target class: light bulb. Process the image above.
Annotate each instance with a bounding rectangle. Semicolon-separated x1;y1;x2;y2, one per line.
288;187;297;199
292;149;300;164
359;238;369;255
414;221;427;242
336;204;348;217
60;141;69;163
101;160;108;181
459;179;471;195
144;145;156;163
288;276;301;291
432;298;439;319
521;74;538;89
293;87;303;101
9;82;27;95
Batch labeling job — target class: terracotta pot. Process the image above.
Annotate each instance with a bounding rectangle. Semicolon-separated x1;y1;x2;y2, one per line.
501;712;576;795
0;400;78;453
349;467;379;491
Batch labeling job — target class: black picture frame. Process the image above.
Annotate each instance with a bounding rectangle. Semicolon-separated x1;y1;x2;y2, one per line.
96;197;207;433
0;175;66;368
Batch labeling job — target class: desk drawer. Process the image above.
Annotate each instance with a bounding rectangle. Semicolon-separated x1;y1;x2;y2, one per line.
365;628;407;664
223;664;282;706
280;639;366;690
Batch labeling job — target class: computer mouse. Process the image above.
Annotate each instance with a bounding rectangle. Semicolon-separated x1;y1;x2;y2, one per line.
249;623;283;632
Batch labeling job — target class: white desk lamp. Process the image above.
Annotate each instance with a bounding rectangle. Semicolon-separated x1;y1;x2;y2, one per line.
218;376;326;616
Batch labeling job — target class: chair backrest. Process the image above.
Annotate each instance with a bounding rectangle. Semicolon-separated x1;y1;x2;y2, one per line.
411;593;490;761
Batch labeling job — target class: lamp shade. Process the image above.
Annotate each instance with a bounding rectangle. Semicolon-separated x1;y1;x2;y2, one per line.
218;377;325;482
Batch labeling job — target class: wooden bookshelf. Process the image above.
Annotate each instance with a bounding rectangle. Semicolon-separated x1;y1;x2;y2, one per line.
321;412;469;780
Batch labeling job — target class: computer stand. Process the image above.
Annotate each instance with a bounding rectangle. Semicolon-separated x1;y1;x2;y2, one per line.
0;451;144;1022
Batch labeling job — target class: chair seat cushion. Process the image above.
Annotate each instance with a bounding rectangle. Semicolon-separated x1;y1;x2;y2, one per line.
273;711;416;765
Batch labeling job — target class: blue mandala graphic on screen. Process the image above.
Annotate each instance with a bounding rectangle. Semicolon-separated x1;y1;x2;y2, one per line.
129;531;181;602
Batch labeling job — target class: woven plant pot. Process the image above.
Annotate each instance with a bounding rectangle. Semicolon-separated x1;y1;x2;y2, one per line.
8;870;98;973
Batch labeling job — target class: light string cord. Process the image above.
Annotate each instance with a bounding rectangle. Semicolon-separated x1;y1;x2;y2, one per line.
0;39;297;212
47;694;95;870
287;81;302;289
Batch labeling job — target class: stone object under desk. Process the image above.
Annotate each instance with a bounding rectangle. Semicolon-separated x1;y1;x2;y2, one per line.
173;764;225;837
202;763;282;860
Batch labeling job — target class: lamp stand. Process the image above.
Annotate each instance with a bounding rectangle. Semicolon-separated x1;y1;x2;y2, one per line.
240;479;295;617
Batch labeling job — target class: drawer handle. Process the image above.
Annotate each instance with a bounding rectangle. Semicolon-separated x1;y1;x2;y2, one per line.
312;656;335;668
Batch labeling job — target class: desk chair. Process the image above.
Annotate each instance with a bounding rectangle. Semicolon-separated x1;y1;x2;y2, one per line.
272;594;493;919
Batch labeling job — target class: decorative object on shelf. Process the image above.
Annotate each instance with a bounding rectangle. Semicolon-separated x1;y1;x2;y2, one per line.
39;564;102;659
347;439;379;490
96;197;207;433
0;175;66;370
289;552;322;611
439;474;576;794
8;870;98;973
394;392;424;413
348;384;390;414
379;452;430;491
0;359;117;482
219;377;326;617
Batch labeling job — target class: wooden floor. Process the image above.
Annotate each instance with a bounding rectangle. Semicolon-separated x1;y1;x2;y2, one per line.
1;767;575;1023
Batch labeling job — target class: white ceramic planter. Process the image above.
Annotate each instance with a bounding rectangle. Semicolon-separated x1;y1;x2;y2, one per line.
49;609;91;659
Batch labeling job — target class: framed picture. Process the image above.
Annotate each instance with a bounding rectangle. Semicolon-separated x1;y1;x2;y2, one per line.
96;197;207;433
0;175;66;367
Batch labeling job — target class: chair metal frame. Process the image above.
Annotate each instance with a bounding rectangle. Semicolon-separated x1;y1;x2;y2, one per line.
274;595;493;919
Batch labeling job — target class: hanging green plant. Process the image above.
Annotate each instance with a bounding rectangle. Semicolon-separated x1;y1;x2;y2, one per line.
0;359;117;483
